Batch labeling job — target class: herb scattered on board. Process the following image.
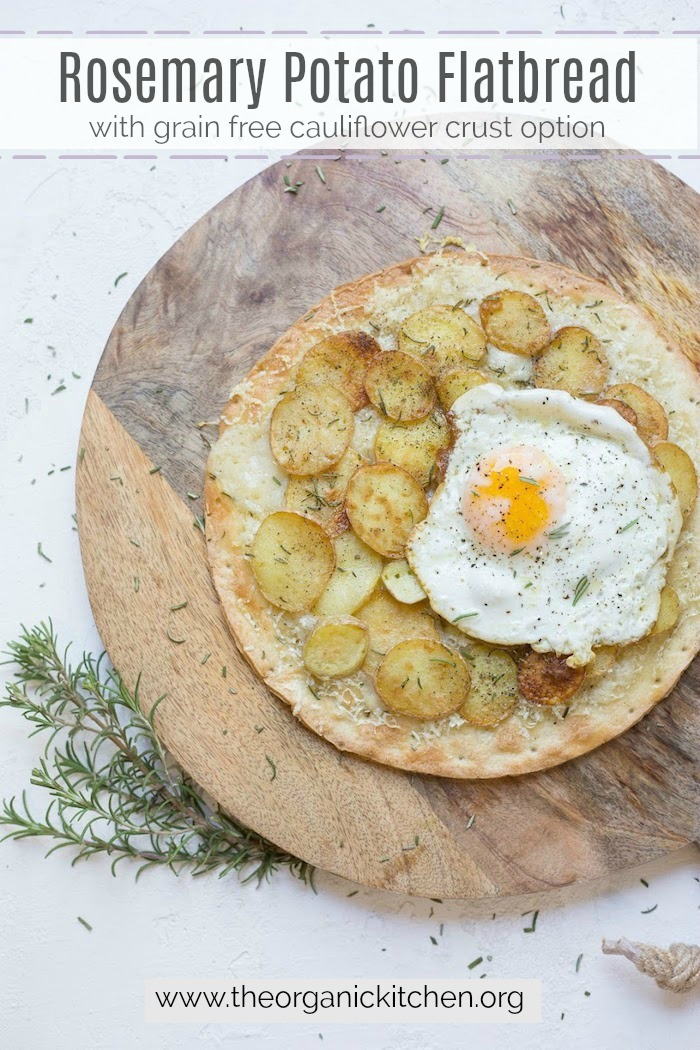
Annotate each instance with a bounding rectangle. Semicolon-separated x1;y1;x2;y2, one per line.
431;205;445;230
0;622;312;886
77;916;93;932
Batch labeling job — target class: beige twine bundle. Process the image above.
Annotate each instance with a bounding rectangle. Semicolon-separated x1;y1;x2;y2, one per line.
602;938;700;993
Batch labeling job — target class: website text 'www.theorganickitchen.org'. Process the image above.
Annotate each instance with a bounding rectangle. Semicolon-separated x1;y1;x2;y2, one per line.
145;978;541;1024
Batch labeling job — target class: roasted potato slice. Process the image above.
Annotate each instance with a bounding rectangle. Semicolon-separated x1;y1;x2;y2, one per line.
303;618;368;679
314;531;383;617
285;448;363;536
650;583;680;636
296;330;379;411
604;383;668;446
251;511;335;612
357;588;437;676
375;640;470;720
381;559;426;604
596;398;638;427
653;442;698;517
586;645;619;682
436;367;489;410
365;350;435;422
270;383;354;476
397;305;486;374
345;463;429;558
374;411;451;489
534;326;608;397
517;651;585;706
459;645;518;728
479;290;550;357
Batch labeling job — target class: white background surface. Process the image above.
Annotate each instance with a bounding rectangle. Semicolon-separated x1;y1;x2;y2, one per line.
0;1;698;1048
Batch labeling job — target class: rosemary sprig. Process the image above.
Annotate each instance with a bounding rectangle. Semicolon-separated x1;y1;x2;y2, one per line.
0;622;312;887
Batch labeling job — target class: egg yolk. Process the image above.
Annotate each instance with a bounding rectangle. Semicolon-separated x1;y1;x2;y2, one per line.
463;445;568;553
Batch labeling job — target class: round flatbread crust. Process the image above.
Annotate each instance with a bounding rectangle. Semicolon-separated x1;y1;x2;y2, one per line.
205;251;700;778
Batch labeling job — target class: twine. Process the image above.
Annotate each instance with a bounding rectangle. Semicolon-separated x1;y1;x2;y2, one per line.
602;938;700;993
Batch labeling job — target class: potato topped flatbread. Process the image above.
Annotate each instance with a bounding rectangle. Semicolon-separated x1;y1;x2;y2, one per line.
205;251;700;778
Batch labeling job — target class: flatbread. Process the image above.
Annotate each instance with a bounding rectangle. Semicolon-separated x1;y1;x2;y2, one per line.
204;251;700;778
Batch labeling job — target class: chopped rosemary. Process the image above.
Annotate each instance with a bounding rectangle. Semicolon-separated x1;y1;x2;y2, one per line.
114;272;128;287
617;517;640;533
37;542;52;563
169;601;188;611
572;576;590;606
641;904;658;914
507;199;518;215
453;612;478;623
376;204;386;213
77;916;93;931
265;755;277;782
465;814;475;830
431;205;445;230
468;956;483;969
575;953;583;972
315;165;326;184
149;465;162;475
522;909;539;933
518;476;538;486
166;629;186;645
547;522;570;538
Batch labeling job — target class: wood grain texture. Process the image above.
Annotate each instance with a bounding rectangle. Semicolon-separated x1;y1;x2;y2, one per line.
78;152;700;898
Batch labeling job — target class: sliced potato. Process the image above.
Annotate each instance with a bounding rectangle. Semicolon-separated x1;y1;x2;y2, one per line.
397;305;486;374
251;511;335;612
365;350;435;422
296;330;379;411
381;559;426;604
534;326;608;397
374;411;451;488
596;397;638;428
586;645;619;682
517;650;585;706
653;442;698;516
650;583;680;636
376;640;470;721
436;367;489;410
356;588;437;676
270;383;354;476
314;531;383;617
479;290;550;357
459;644;518;728
285;448;363;536
604;383;668;446
345;463;429;558
303;618;368;679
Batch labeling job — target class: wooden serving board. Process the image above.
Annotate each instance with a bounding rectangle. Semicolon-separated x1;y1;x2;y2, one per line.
77;151;700;899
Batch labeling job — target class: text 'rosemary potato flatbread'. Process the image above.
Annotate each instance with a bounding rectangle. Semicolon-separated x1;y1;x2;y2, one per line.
205;251;700;779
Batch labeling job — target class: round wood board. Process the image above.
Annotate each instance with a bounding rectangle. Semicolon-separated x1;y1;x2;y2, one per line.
77;151;700;899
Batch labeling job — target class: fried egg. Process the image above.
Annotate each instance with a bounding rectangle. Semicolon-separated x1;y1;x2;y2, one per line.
407;384;682;665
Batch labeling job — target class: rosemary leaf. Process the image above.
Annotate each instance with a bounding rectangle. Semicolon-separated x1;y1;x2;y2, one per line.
0;623;312;887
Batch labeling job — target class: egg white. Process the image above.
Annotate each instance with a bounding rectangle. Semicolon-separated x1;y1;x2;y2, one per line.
407;384;682;665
